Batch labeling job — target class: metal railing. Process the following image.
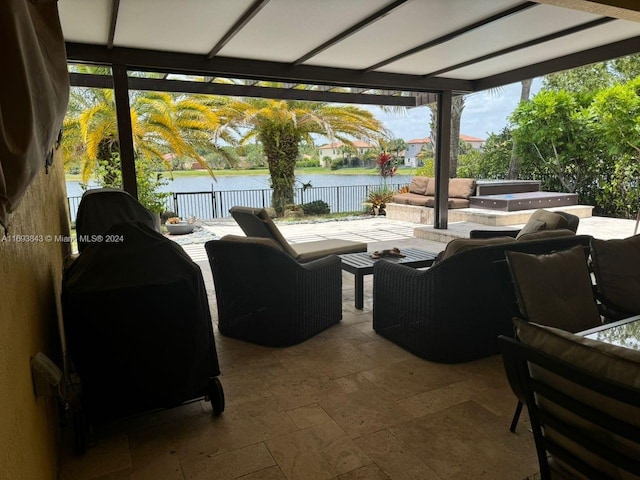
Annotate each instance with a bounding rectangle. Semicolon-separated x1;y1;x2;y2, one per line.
67;183;406;222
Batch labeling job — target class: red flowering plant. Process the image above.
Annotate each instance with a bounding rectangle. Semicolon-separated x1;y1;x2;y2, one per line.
376;152;398;186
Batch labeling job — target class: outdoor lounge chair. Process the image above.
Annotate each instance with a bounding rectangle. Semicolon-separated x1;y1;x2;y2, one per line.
205;235;342;347
229;206;367;262
499;320;640;480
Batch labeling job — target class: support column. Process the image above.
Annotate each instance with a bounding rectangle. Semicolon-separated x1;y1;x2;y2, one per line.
434;90;451;229
112;64;138;198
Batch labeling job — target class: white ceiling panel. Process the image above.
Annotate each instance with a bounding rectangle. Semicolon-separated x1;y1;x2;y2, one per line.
218;0;390;62
306;0;522;69
376;4;601;75
58;0;112;44
443;19;640;79
114;0;255;54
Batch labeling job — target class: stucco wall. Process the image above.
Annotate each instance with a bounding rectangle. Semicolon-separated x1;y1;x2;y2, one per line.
0;150;70;480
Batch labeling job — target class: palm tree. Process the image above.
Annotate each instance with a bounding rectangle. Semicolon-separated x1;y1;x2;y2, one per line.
216;98;387;214
62;76;232;185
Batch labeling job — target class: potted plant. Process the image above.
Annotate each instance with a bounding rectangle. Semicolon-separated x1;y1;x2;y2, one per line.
367;188;394;215
165;216;196;235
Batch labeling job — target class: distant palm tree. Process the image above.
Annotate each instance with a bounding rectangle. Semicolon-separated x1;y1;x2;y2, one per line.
217;98;387;214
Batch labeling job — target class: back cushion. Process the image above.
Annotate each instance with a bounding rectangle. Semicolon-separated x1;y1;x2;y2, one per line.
408;177;429;195
516;209;569;239
506;245;601;332
448;178;476;199
591;235;640;314
515;228;575;242
438;236;516;262
425;177;436;196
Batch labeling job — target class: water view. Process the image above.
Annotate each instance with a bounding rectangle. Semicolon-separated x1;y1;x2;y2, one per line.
65;172;413;197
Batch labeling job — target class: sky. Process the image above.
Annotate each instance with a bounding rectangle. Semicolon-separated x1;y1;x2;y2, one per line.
361;78;543;142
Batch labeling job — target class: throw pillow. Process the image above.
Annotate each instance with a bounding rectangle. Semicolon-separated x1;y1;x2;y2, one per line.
448;178;476;199
408;177;429;195
591;234;640;314
515;209;569;239
506;245;601;332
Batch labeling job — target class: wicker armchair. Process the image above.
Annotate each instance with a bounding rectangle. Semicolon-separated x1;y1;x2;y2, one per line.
373;234;593;363
205;235;342;347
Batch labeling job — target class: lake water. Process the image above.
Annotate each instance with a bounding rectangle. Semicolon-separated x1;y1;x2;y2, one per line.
65;172;412;197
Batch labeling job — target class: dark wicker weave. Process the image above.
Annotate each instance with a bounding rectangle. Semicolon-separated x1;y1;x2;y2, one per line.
373;234;593;363
205;236;342;347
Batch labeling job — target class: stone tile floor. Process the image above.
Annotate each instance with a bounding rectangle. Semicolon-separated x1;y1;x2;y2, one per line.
58;215;637;480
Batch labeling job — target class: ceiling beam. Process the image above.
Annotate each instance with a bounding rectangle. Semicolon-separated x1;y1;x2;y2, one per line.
533;0;640;22
474;34;640;91
363;1;538;72
425;17;614;78
66;42;475;93
292;0;410;66
207;0;271;59
107;0;120;49
68;72;419;106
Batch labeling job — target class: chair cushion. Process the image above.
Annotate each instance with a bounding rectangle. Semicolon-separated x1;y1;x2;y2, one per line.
448;178;476;199
591;234;640;315
219;234;284;251
293;239;367;263
392;192;431;206
515;228;575;242
515;209;569;239
425;196;452;208
437;236;516;262
514;319;640;479
408;177;429;195
506;245;601;332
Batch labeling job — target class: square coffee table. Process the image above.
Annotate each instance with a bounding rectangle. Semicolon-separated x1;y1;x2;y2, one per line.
339;248;437;309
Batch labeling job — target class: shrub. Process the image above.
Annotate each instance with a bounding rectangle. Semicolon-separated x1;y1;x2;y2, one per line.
301;200;330;215
330;158;344;170
297;159;321;168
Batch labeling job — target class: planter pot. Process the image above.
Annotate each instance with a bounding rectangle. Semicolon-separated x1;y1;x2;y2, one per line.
166;222;195;235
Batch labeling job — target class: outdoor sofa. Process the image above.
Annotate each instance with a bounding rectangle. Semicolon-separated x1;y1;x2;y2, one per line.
391;176;476;209
230;206;367;262
373;229;593;363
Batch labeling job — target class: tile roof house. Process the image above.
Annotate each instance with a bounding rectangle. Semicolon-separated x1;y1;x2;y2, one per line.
404;135;485;167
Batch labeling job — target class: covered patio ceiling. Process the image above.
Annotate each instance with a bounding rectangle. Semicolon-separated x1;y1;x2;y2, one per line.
57;0;640;227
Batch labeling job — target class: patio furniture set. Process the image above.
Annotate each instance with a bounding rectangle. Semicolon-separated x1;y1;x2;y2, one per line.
208;205;627;366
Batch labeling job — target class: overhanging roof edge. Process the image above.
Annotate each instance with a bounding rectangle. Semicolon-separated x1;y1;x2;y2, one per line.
65;42;474;93
474;34;640;91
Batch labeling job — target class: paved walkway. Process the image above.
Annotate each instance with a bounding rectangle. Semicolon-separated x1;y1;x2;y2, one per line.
174;214;638;263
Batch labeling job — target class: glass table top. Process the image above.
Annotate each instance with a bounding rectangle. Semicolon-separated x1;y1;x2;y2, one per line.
583;316;640;351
